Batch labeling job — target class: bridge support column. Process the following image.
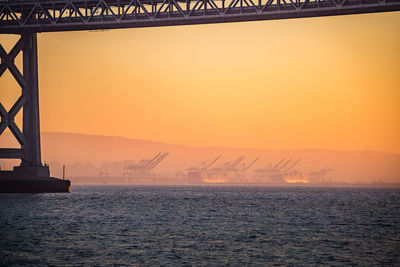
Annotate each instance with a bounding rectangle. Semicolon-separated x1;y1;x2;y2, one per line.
0;32;48;177
0;33;70;192
22;32;42;168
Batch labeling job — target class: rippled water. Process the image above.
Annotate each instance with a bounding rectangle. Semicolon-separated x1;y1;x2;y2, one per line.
1;186;399;266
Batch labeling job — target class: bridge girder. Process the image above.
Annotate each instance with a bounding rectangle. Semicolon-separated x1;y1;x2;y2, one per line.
0;0;399;33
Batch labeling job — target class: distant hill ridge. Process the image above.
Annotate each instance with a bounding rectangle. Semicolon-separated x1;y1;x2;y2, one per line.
43;132;400;154
1;131;399;182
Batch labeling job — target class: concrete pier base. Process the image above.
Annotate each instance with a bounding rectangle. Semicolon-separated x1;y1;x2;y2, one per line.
0;177;71;193
0;166;71;193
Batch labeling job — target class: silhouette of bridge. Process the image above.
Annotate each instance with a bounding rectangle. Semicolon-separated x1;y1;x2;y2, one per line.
0;0;399;191
0;0;399;33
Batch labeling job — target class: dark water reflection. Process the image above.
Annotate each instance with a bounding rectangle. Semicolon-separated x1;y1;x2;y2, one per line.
1;186;399;266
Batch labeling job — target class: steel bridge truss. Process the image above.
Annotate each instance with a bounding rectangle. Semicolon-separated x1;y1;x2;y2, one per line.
0;33;42;167
1;0;399;33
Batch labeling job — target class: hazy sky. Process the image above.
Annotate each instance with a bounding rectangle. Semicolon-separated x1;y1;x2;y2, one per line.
1;12;399;153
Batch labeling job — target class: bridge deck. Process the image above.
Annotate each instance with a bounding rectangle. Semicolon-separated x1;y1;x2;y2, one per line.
1;0;399;33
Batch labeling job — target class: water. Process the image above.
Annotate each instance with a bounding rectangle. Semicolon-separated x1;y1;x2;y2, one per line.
1;186;399;266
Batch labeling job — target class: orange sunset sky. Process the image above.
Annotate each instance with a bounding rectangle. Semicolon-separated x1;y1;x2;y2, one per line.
1;11;400;153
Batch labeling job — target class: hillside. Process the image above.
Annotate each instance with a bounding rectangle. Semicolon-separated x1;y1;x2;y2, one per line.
1;132;399;183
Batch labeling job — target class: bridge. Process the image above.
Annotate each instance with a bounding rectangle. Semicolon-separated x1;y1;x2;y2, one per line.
0;0;399;192
0;0;399;33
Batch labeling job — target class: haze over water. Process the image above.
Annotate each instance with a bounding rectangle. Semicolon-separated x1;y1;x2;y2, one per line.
1;186;399;265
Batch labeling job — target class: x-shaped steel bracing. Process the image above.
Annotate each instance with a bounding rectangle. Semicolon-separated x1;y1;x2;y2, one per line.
0;33;42;164
0;38;27;148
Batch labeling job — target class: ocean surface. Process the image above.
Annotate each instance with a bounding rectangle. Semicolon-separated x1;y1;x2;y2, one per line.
0;186;399;266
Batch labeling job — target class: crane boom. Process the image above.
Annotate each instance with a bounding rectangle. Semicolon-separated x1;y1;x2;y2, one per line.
148;153;166;169
149;153;169;169
242;157;260;171
228;156;245;171
227;157;241;170
143;153;162;168
279;159;292;170
204;155;221;170
273;158;286;169
286;159;301;171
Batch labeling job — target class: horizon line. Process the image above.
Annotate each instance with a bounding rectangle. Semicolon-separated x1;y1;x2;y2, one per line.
36;131;400;155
